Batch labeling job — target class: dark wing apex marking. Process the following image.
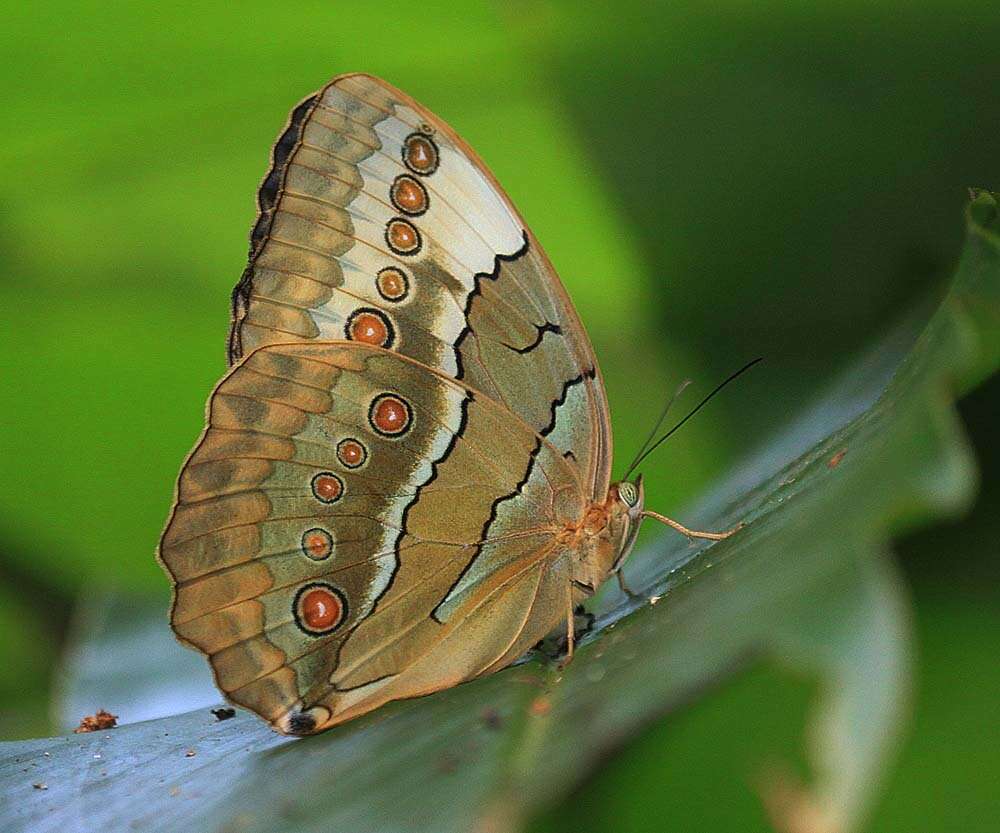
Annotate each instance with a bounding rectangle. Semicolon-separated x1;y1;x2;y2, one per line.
229;93;321;365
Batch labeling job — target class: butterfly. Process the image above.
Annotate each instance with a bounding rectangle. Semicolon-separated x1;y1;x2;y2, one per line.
158;73;739;736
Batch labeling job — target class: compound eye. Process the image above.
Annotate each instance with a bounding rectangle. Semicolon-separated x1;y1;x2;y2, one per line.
618;482;639;507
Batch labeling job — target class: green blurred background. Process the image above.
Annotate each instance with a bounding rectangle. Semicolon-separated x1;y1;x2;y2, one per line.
1;1;997;830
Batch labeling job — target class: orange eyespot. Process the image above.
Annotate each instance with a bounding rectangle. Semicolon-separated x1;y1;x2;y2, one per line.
337;438;367;468
301;528;333;560
311;472;343;503
295;584;347;634
386;218;421;254
346;308;393;347
391;175;428;215
369;393;412;436
403;133;439;175
376;267;409;302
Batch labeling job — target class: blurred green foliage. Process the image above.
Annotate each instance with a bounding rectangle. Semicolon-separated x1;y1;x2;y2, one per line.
0;1;997;830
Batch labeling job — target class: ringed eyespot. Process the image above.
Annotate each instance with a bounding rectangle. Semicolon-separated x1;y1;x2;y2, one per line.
391;175;429;216
402;132;439;175
301;528;334;560
376;267;409;302
345;307;394;348
311;471;343;503
293;583;347;635
386;218;421;255
337;438;367;469
369;393;412;437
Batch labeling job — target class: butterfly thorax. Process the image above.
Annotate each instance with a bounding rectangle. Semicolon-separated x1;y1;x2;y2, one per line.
569;479;645;597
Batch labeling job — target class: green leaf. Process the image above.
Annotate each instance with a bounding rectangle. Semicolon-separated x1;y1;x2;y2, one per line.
1;192;997;833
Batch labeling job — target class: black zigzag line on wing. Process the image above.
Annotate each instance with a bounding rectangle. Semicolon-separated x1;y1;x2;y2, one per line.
316;235;537;685
453;230;531;379
320;386;474;698
429;367;595;624
500;321;563;354
374;389;474;610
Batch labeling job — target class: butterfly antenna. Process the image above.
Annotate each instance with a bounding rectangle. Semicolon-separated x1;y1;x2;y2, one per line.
623;378;692;477
624;357;763;477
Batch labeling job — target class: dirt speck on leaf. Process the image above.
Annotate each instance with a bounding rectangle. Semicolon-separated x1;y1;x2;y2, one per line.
436;751;459;774
827;449;847;469
529;696;551;717
74;709;117;733
480;707;502;730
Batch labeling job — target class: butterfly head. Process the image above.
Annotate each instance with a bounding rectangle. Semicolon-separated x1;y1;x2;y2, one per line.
608;475;645;573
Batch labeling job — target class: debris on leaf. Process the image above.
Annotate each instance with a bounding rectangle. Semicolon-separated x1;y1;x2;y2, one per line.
436;751;459;774
32;782;48;790
185;748;197;758
827;449;847;469
74;709;117;733
529;696;551;717
480;707;502;730
211;707;236;721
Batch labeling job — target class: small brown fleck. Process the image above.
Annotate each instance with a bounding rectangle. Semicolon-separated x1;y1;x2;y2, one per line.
169;786;181;797
32;782;48;790
827;449;847;469
529;696;551;717
184;748;196;758
211;707;236;721
436;751;459;774
74;709;117;733
480;707;503;730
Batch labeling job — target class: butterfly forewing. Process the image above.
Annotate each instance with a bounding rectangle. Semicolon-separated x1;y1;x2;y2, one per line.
229;73;611;495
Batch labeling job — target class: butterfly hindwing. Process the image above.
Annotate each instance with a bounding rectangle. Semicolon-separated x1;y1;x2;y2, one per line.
160;341;585;730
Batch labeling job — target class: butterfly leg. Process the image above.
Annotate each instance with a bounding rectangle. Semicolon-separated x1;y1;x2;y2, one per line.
573;604;596;635
643;510;744;541
615;568;643;600
554;586;577;670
